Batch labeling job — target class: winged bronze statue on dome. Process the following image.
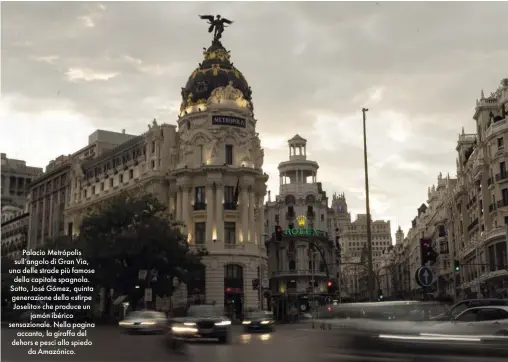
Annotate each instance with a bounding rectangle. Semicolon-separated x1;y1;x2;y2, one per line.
199;14;234;42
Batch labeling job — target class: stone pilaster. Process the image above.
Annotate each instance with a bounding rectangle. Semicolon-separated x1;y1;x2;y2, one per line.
215;181;224;242
248;189;255;242
206;182;214;241
241;186;249;243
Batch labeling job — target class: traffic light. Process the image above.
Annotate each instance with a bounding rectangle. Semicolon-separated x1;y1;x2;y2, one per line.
420;238;437;266
327;280;337;294
275;225;282;241
454;260;461;272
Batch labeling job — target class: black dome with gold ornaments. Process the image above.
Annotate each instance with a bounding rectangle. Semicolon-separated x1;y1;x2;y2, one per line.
180;38;253;113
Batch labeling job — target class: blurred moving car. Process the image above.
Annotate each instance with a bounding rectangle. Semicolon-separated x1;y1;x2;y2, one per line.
431;299;508;321
118;310;167;333
314;301;508;360
428;305;508;336
168;304;232;344
242;311;275;332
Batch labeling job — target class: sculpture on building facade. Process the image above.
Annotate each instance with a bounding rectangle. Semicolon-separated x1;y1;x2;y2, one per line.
199;14;234;42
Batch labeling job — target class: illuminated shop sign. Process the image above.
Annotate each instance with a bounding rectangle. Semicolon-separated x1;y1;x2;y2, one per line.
211;115;246;128
283;215;324;236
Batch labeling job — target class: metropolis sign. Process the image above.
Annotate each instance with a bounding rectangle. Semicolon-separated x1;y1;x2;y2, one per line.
211;115;246;128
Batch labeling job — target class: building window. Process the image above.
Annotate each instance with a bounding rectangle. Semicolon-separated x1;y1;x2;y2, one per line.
224;222;236;244
224;186;236;209
84;190;87;198
151;160;155;169
194;186;206;207
91;186;95;195
225;145;233;165
195;222;206;245
109;178;113;187
129;169;134;179
498;137;504;149
224;264;242;279
151;141;155;154
501;162;506;177
502;188;508;205
100;182;104;191
119;174;124;183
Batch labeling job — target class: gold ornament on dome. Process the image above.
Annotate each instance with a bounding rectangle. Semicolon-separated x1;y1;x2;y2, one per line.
233;68;241;79
203;48;231;62
211;64;221;76
207;81;250;108
191;68;199;79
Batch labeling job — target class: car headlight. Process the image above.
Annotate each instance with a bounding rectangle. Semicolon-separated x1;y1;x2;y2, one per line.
172;324;198;333
215;320;231;326
242;321;251;325
119;321;134;326
261;320;272;324
184;322;196;326
141;321;157;325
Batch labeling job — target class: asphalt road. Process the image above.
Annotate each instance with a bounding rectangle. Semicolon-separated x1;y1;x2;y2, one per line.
4;324;508;362
1;324;325;362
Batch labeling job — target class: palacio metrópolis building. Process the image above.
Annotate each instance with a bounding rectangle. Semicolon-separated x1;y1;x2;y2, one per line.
63;17;268;317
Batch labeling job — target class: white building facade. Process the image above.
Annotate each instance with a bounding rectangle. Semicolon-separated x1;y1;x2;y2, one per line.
65;39;269;316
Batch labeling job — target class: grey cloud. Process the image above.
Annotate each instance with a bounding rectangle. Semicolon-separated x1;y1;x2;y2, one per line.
2;1;507;236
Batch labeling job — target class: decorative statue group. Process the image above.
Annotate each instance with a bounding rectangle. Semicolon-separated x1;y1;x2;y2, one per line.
199;14;233;42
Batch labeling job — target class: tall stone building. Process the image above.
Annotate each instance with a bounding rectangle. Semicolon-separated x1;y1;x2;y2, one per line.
65;37;269;315
340;214;392;300
264;136;340;313
29;130;137;248
169;37;268;315
1;153;42;208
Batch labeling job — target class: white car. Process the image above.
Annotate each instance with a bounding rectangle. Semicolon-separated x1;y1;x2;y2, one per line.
425;305;508;336
119;310;168;333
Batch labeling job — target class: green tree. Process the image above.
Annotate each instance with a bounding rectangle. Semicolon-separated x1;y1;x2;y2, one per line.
75;193;206;309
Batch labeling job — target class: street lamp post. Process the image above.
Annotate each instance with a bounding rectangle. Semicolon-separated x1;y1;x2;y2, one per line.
362;107;375;302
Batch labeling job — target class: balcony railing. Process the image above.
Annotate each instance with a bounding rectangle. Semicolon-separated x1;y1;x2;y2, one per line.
224;243;245;250
193;202;206;211
271;269;327;277
496;199;508;208
495;173;507;182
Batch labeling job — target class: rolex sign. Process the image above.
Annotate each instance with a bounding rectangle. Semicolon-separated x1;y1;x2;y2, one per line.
212;115;246;128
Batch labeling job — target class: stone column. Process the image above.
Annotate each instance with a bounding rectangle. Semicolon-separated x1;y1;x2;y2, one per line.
248;189;255;242
241;186;249;243
215;182;224;242
181;186;190;236
168;191;175;219
206;182;214;242
258;195;265;246
176;189;182;222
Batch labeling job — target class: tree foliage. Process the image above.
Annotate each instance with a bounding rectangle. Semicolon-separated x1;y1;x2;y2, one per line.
40;194;206;307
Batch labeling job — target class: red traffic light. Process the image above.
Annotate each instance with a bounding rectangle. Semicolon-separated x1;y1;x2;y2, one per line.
277;227;282;232
423;242;429;247
327;281;332;287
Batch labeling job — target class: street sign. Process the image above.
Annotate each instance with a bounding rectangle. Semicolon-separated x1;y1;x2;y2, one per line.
261;278;269;288
325;296;333;305
144;288;152;302
416;266;434;287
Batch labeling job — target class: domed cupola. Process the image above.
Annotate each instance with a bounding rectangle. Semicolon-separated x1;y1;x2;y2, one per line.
179;39;253;117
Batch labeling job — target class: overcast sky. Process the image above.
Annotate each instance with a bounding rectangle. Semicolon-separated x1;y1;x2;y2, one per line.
2;1;507;239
